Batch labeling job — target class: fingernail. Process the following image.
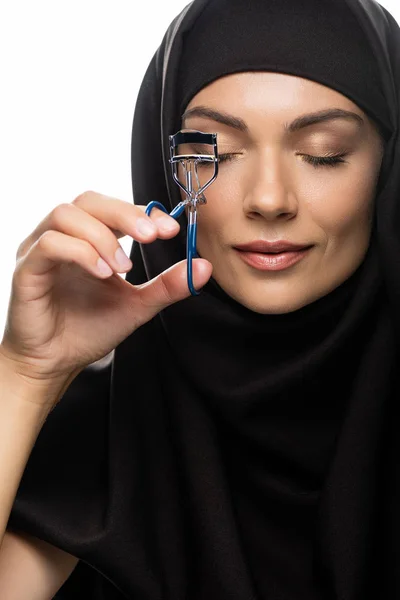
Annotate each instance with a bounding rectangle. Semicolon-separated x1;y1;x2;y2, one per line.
115;247;132;270
97;257;113;276
137;218;156;236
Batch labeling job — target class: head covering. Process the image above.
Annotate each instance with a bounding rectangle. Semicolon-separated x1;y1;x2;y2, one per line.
8;1;400;599
176;0;393;141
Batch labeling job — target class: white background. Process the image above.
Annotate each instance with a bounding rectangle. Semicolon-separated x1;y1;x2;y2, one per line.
0;0;398;338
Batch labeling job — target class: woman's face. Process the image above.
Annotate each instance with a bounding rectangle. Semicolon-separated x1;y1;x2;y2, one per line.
180;72;385;314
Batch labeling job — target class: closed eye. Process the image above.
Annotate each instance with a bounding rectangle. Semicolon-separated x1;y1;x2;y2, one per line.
190;152;239;167
299;153;348;168
218;153;239;163
195;150;349;168
216;152;348;168
189;146;239;165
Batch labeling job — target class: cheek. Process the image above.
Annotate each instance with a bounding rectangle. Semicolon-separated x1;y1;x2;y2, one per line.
196;203;225;240
303;166;376;235
195;174;239;232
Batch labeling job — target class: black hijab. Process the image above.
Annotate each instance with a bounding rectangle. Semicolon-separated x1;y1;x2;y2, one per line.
8;1;400;599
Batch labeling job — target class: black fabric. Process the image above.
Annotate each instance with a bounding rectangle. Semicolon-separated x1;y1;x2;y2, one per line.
7;0;400;599
177;0;393;141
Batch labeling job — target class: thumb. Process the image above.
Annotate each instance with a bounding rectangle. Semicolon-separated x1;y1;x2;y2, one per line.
135;258;213;319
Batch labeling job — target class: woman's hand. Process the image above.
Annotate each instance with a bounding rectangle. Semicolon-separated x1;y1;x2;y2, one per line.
0;191;212;396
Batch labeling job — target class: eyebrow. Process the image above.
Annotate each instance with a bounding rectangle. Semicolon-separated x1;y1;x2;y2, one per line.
181;106;364;133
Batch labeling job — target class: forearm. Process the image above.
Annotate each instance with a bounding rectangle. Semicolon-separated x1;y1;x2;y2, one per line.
0;354;68;550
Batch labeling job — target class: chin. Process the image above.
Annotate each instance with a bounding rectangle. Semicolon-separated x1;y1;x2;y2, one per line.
241;299;309;315
222;284;312;315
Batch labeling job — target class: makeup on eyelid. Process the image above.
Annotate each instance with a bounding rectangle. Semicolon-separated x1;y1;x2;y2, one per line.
192;148;350;168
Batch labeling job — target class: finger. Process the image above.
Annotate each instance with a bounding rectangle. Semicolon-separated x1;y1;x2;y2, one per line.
17;196;154;259
134;202;181;235
16;229;116;281
16;193;181;264
134;258;213;324
23;203;134;274
73;191;180;239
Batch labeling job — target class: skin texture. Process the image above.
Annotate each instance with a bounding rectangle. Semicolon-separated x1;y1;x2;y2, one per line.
179;72;385;314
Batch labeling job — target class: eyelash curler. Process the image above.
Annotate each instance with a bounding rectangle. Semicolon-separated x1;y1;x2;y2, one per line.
145;130;219;296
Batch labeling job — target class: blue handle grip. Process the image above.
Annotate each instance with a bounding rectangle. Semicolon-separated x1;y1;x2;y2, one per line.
145;201;201;296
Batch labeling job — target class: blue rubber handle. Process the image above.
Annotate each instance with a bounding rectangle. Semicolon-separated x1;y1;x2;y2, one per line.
145;201;201;296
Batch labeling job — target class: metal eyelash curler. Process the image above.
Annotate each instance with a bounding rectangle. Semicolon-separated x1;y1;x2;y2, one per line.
145;130;219;296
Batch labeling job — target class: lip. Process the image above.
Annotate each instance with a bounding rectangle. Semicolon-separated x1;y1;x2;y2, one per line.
234;240;312;253
235;246;313;271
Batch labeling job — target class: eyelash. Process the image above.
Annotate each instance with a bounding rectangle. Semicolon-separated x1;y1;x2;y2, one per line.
300;153;348;168
216;152;348;168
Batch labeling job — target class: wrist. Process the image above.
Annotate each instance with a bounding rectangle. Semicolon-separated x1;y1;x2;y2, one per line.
0;347;71;415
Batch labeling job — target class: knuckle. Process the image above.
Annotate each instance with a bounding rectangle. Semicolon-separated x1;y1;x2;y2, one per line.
37;229;57;250
90;226;108;247
72;190;96;206
51;202;73;224
158;273;174;304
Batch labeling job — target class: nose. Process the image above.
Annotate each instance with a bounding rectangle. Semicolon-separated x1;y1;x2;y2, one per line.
242;149;298;221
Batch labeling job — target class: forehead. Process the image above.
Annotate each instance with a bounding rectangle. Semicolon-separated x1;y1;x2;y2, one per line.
185;71;366;123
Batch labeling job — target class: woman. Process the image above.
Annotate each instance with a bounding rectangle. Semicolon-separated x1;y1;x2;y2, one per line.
1;0;400;598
